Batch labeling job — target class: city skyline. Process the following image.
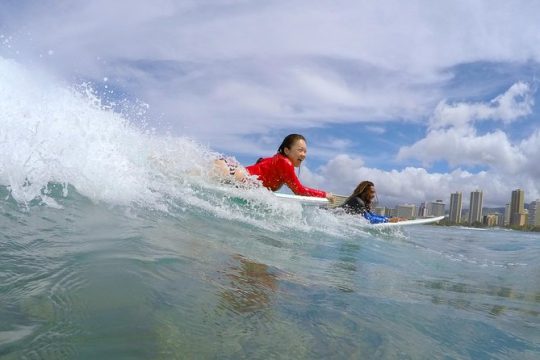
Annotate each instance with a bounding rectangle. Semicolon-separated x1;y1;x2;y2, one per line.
376;187;539;227
380;187;538;211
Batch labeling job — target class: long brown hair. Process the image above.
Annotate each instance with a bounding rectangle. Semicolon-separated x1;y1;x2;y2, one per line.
349;180;375;208
277;134;306;155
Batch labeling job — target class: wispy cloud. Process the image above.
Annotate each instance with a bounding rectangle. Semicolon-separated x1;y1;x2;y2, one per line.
6;1;539;142
365;126;386;135
428;82;534;130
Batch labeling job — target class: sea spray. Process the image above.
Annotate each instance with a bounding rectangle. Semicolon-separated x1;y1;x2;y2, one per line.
0;56;217;205
0;56;370;236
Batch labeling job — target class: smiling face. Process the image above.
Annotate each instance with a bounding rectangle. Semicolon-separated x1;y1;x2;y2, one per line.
283;139;307;167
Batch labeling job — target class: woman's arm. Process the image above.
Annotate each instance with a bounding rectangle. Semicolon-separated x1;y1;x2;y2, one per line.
281;159;326;198
363;210;389;224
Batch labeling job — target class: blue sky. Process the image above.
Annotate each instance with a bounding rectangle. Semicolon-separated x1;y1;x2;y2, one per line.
1;0;540;207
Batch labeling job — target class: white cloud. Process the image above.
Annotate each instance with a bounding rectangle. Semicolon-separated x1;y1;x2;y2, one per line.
211;81;284;116
519;129;540;178
398;128;528;173
429;82;534;130
365;126;386;135
398;83;534;174
293;69;360;106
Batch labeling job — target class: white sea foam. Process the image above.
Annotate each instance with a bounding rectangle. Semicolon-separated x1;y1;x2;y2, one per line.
0;56;210;205
0;57;367;235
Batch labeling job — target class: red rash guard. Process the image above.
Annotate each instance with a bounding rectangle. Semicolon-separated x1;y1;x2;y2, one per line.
245;153;326;198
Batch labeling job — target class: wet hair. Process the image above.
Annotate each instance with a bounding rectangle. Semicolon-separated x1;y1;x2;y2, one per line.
349;180;375;208
277;134;306;155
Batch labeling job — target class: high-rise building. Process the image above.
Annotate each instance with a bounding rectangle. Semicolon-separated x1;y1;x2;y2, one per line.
449;192;462;224
468;190;483;225
483;214;499;227
497;213;505;226
396;204;416;219
417;202;428;217
428;200;445;217
528;200;540;227
510;189;526;226
504;203;511;226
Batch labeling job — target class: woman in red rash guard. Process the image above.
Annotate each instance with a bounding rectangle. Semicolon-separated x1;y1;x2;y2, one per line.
215;134;334;201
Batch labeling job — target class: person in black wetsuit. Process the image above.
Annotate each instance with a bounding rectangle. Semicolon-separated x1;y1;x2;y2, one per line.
340;181;401;224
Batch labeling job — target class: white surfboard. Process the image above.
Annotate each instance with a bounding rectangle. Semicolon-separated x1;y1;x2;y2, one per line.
372;215;445;227
273;192;329;206
273;193;350;207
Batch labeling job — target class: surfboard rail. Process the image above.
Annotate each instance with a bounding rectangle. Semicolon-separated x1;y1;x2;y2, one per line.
273;192;349;207
372;215;445;227
273;192;329;205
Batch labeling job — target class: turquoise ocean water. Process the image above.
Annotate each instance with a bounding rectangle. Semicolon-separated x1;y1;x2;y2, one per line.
1;57;539;359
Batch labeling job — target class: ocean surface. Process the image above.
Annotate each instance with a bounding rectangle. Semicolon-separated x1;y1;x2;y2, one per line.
1;56;539;359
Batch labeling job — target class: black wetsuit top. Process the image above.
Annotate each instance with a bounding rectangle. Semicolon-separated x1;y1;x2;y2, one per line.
339;196;389;224
340;196;367;215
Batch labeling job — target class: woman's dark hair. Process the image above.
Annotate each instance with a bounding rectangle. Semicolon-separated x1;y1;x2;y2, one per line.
277;134;306;155
350;180;375;208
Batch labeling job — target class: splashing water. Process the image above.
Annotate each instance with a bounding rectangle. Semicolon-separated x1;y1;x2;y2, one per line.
0;56;370;236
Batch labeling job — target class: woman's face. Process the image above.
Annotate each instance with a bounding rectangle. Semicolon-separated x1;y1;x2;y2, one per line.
365;185;376;202
284;139;307;167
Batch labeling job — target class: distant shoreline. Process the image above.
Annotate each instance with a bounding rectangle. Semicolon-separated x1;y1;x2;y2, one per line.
432;220;540;233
